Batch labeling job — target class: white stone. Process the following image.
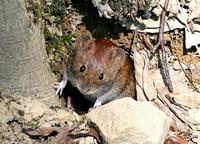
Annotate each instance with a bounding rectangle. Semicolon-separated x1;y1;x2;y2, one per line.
87;97;170;144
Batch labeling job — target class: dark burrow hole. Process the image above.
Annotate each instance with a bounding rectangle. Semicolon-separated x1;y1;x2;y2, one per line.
61;82;93;113
71;0;128;39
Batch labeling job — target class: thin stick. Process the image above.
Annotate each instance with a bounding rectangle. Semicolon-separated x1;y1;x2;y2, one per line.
157;0;174;92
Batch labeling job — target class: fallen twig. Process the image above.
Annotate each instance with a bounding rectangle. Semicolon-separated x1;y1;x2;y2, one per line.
157;91;187;125
155;0;174;92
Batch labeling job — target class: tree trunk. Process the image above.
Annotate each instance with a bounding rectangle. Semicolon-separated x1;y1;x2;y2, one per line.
0;0;56;102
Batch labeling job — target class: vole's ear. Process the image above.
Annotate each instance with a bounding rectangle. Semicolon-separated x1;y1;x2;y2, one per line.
75;34;93;49
111;47;127;64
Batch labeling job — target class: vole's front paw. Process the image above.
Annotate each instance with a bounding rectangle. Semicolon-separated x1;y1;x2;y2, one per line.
54;80;67;96
93;100;102;108
88;100;102;112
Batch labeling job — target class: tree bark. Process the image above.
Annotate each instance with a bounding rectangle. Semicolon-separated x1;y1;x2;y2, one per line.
0;0;56;100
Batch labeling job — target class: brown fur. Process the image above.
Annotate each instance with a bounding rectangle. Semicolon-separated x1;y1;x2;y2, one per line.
65;35;136;106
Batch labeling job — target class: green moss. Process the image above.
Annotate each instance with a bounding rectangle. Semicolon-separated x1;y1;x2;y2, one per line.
26;0;43;23
26;0;66;24
44;29;75;78
45;28;60;52
26;118;40;129
50;0;66;24
53;52;62;61
25;0;72;78
63;33;74;47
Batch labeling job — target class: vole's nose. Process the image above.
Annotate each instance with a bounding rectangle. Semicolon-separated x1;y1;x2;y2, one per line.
79;84;91;94
80;87;91;94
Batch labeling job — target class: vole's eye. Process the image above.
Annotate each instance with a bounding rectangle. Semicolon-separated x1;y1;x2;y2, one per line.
99;73;104;80
80;65;85;72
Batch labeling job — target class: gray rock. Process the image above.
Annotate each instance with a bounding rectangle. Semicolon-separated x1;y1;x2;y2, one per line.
0;101;14;124
87;97;170;144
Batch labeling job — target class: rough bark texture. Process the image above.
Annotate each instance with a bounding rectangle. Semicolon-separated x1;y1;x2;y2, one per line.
0;0;56;100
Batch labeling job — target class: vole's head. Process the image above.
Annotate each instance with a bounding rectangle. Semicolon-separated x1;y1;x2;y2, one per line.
71;34;127;95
